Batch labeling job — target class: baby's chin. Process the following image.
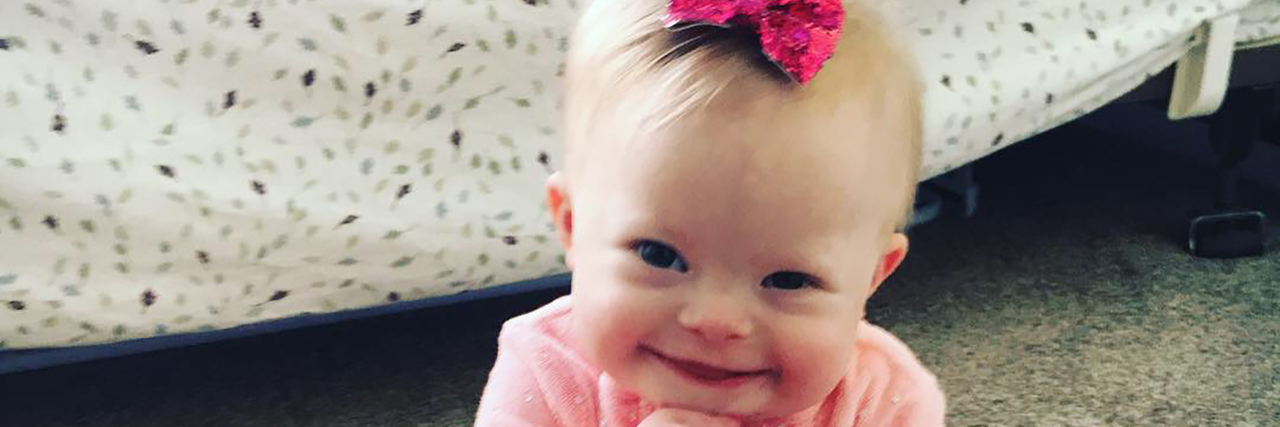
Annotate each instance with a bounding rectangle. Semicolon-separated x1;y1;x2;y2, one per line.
626;375;796;419
651;396;812;423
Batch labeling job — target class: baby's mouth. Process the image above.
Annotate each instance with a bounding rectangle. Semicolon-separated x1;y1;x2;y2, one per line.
643;347;771;386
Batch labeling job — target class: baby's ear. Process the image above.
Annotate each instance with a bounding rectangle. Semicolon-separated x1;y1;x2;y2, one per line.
545;172;575;269
869;232;909;294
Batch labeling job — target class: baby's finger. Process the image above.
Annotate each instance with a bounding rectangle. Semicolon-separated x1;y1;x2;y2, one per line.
692;413;741;427
648;408;742;427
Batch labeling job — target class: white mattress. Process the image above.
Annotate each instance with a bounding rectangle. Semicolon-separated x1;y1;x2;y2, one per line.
1;0;1277;348
899;0;1280;179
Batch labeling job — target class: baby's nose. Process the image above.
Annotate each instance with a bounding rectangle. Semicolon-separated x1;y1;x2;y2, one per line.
677;291;753;343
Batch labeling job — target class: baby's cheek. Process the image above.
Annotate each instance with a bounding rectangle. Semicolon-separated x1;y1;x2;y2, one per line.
772;322;858;403
574;268;657;365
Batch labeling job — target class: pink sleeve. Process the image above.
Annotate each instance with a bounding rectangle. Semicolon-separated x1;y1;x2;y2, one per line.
850;366;947;427
474;327;560;427
474;299;600;427
849;324;947;427
887;380;946;427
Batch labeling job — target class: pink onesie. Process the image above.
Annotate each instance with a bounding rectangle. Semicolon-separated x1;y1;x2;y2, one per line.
475;296;946;427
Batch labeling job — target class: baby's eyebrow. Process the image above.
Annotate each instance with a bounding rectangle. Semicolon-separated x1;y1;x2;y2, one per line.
607;212;676;240
764;257;832;279
754;238;848;276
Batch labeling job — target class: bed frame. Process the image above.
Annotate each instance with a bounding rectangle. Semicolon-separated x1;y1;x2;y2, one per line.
919;43;1280;257
1126;43;1280;257
1116;44;1280;104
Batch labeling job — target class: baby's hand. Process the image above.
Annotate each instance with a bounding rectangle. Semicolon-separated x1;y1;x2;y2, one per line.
638;408;741;427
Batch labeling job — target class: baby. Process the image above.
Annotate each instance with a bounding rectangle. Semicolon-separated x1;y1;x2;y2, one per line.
475;0;944;426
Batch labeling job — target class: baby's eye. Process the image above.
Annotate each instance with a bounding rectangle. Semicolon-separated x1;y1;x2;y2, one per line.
761;271;818;291
634;240;688;273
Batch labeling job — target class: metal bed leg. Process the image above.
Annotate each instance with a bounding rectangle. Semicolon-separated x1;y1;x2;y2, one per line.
1187;88;1274;258
931;165;981;218
908;165;981;230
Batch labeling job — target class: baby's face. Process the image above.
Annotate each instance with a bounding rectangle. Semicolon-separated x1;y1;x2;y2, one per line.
558;84;909;418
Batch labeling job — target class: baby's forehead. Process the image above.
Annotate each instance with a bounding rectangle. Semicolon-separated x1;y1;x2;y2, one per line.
590;108;898;210
610;85;904;167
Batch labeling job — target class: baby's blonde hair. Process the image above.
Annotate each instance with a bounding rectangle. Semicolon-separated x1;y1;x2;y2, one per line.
563;0;923;230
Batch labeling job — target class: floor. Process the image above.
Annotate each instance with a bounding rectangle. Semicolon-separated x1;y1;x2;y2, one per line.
2;105;1279;427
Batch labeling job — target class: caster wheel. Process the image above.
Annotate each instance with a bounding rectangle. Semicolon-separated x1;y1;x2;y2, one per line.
1188;210;1268;258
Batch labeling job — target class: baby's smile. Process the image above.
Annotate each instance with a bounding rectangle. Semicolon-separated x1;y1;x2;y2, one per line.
641;345;776;389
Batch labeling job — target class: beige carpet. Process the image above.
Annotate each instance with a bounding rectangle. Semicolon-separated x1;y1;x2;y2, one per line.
2;107;1279;427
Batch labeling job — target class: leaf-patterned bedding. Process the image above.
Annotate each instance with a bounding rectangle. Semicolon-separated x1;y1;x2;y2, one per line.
2;0;1278;350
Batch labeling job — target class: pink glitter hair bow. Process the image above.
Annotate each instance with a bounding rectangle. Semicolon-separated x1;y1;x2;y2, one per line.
663;0;846;85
